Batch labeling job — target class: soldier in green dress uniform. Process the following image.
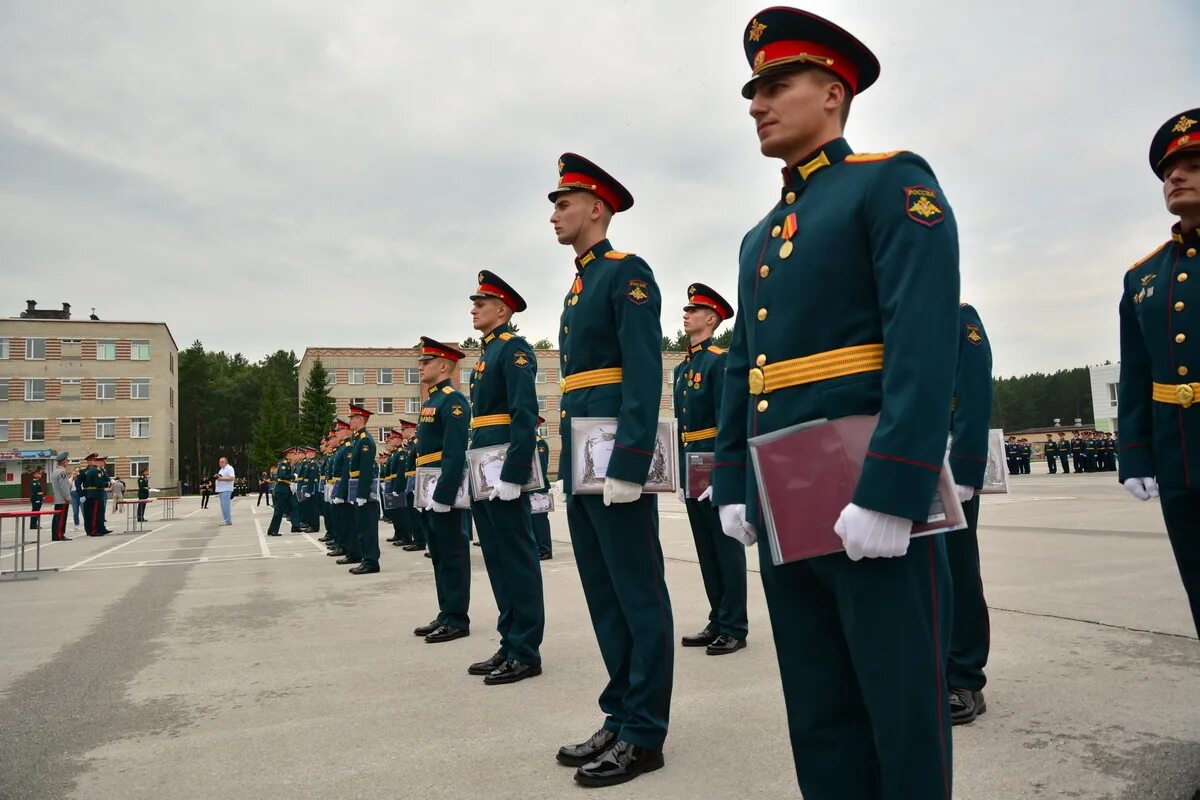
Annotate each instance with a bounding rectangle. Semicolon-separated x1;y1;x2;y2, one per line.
947;303;994;725
326;420;355;555
548;152;672;788
136;467;150;521
1044;434;1058;474
400;423;426;551
410;338;473;642
345;404;381;574
81;453;110;536
712;9;958;797
531;416;553;560
266;448;299;536
383;427;408;544
1119;107;1200;638
462;271;546;685
29;468;45;528
1056;431;1071;473
673;283;749;656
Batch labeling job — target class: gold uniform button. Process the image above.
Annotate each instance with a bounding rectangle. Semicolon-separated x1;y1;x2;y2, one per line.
1177;301;1186;312
760;265;770;278
1188;248;1197;258
771;225;781;238
784;191;796;204
560;410;567;418
1180;366;1190;377
1179;273;1189;282
756;354;767;367
563;326;568;334
757;308;768;321
1177;333;1187;344
757;400;769;412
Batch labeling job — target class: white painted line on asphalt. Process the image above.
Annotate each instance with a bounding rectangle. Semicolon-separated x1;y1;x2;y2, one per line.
106;543;262;554
61;523;175;572
254;519;271;558
299;531;329;553
69;551;313;572
184;508;203;518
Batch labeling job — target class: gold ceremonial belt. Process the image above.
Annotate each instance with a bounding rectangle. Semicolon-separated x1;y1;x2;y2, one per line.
1153;381;1200;408
349;470;360;478
277;479;292;484
749;343;884;395
560;367;623;393
415;451;443;466
404;470;416;477
471;414;512;429
682;427;717;444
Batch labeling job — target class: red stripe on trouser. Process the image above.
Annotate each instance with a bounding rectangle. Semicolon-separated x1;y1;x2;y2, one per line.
91;500;101;532
928;538;951;799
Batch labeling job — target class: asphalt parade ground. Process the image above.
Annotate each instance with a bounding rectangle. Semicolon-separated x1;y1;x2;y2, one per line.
1;473;1197;800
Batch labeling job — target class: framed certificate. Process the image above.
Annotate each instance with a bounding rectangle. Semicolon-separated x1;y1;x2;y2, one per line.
529;492;554;514
323;483;333;502
382;490;407;510
686;452;714;499
979;429;1010;494
414;466;471;510
466;444;546;502
570;417;677;494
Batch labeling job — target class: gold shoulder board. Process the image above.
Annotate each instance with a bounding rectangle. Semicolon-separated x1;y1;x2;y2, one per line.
442;386;453;394
499;332;515;340
1128;242;1169;272
844;151;904;163
706;346;726;354
605;251;634;260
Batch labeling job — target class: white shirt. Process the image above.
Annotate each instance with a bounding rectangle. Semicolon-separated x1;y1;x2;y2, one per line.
215;464;236;494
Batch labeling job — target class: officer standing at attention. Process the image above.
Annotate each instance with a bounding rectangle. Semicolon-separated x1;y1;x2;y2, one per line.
1044;434;1058;474
316;434;333;543
947;303;994;725
1118;107;1200;638
1020;439;1033;474
1005;436;1017;475
136;467;150;522
382;428;407;544
346;404;381;575
464;271;546;685
531;416;554;560
29;468;45;528
92;455;113;533
1057;431;1072;473
400;422;427;552
712;9;958;797
410;337;473;643
1072;432;1086;474
81;453;109;536
674;283;749;656
549;152;672;789
326;420;355;558
266;449;299;536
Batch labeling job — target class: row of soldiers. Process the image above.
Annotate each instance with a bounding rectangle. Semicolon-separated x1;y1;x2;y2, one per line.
1004;432;1120;475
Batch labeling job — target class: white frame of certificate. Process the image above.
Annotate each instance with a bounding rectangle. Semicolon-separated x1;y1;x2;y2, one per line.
465;443;547;502
980;428;1010;495
414;466;471;510
529;492;554;514
569;417;678;494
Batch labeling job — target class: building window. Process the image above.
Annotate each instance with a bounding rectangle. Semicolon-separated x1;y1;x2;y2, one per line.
96;339;117;360
0;420;7;441
350;397;365;409
61;377;81;385
537;424;548;437
378;427;389;440
169;457;175;480
405;368;420;384
26;338;46;360
24;419;45;441
537;397;548;413
96;418;116;439
349;368;365;385
378;368;393;385
1108;383;1118;408
60;418;81;424
96;379;116;400
536;371;548;384
169;421;174;443
325;371;336;387
24;379;45;401
60;338;81;344
129;457;150;477
131;378;150;399
379;398;394;414
169;351;174;373
169;387;175;408
406;397;422;413
131;340;151;360
0;338;8;359
460;367;472;384
131;417;150;438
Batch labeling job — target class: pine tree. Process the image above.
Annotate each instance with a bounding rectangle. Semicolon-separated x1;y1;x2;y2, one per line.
250;380;291;473
298;360;336;446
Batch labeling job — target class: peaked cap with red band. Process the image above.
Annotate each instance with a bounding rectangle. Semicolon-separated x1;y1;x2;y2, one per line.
470;270;527;312
549;152;634;213
1150;108;1200;179
348;404;372;420
417;336;466;363
741;7;880;100
398;418;418;430
335;418;351;431
684;282;735;321
386;428;403;440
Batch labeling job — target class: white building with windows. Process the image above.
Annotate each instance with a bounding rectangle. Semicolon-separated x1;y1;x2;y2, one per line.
0;301;180;498
1089;362;1121;434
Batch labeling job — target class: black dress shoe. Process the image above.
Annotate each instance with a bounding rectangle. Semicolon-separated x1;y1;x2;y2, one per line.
401;543;426;552
468;649;506;676
949;687;986;725
539;552;552;561
484;660;542;685
385;535;400;543
472;540;481;547
349;563;379;575
556;727;617;767
705;634;747;655
266;531;282;537
318;535;333;543
424;552;432;558
424;624;469;643
326;548;345;557
54;536;72;541
336;556;363;565
574;740;664;787
680;628;718;647
413;619;440;637
391;539;408;547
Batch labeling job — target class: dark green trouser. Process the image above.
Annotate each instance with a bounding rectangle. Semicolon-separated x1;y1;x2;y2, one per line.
566;493;673;752
406;494;424;544
684;497;748;640
355;500;380;566
303;493;320;531
266;491;291;534
946;496;989;691
758;533;953;800
338;504;359;557
531;510;552;556
425;509;470;630
1159;488;1200;638
471;494;545;666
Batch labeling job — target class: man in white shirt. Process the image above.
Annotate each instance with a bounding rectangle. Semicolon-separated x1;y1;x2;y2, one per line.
215;457;236;525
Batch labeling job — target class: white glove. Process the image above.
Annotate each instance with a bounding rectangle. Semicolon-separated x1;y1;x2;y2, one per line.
331;497;345;505
603;477;643;506
677;489;686;503
354;497;367;506
955;485;976;503
718;504;756;546
488;480;522;502
390;491;400;497
833;503;913;561
1123;477;1160;501
430;500;452;513
698;486;713;503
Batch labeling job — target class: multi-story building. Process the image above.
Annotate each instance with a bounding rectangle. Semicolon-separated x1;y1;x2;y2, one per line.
0;301;180;498
299;346;687;479
1089;362;1121;434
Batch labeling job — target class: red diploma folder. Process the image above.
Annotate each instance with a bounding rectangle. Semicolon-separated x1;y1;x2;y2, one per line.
749;414;966;566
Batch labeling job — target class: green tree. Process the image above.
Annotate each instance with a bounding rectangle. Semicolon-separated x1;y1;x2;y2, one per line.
250;380;292;474
298;360;336;446
460;336;481;350
532;338;554;349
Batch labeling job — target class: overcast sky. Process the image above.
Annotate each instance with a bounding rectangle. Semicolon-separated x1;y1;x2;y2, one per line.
2;1;1196;376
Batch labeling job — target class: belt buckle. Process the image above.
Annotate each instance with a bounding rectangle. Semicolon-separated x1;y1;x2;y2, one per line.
1178;383;1196;408
748;367;765;396
559;377;567;392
